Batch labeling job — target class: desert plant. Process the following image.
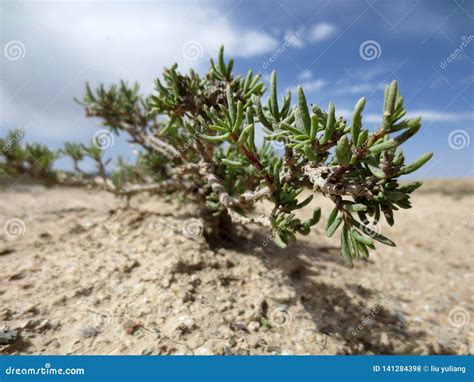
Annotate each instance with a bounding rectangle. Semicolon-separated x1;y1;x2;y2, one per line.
0;46;432;265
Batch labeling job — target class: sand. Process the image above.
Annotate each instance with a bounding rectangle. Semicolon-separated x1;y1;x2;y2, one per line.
0;179;472;355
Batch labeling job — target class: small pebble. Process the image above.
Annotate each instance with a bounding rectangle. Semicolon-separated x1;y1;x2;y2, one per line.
0;328;20;345
80;325;99;338
248;321;260;332
141;347;154;355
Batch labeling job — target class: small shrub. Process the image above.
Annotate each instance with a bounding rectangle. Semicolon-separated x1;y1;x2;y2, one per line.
0;46;432;265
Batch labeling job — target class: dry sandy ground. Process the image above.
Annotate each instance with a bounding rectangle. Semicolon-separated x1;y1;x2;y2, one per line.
0;179;473;355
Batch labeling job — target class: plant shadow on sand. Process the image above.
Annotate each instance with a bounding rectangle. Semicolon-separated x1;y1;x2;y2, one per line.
218;229;437;355
1;194;465;355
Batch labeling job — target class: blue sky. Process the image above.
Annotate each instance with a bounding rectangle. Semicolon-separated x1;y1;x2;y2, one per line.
1;0;473;179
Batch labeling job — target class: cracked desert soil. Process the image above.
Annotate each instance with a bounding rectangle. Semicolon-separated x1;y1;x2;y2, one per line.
0;179;472;355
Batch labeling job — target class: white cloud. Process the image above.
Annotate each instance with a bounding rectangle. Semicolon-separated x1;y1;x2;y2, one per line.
284;29;305;48
333;83;376;94
336;109;472;124
293;79;326;93
308;22;337;43
407;111;473;122
364;114;384;123
352;65;388;81
329;109;380;124
26;2;278;78
2;2;278;140
297;70;313;80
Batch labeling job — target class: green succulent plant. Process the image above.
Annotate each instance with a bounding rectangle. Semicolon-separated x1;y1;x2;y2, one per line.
0;46;432;266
